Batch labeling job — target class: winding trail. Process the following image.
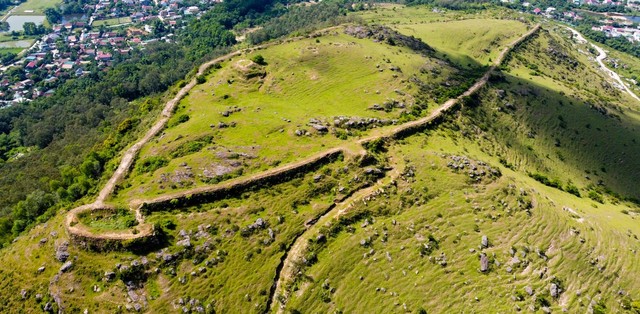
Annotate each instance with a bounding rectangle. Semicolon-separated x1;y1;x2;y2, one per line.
64;23;540;254
567;26;640;102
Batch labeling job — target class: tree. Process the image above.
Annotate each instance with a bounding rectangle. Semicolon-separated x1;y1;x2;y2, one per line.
22;22;37;35
45;8;62;24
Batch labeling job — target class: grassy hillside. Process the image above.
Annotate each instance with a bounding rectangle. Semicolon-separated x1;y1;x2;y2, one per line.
283;132;640;313
460;26;640;201
2;5;640;314
113;28;459;202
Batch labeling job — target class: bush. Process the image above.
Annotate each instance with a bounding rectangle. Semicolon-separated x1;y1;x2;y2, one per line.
529;172;563;190
135;156;169;173
588;190;604;204
196;75;206;84
251;54;267;65
565;183;581;197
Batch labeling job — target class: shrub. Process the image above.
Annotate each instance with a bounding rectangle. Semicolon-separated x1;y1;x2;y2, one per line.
588;190;604;204
565;183;581;197
136;156;169;173
251;54;267;65
529;172;563;190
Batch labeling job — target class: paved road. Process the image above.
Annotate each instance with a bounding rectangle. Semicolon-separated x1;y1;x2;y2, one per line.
567;27;640;102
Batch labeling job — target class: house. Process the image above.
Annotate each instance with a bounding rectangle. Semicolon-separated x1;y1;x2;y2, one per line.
61;61;75;70
96;52;112;61
185;6;199;14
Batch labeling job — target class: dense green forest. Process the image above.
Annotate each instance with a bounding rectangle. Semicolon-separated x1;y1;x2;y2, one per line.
0;0;309;247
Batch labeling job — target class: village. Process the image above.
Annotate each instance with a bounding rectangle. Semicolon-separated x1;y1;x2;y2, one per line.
501;0;640;51
0;0;223;104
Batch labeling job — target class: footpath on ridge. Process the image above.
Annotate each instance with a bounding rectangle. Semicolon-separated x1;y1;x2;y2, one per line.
64;24;541;249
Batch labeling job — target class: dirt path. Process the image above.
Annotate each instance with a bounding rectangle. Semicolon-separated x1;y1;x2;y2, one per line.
65;23;539;247
567;26;640;103
267;162;401;313
266;24;541;313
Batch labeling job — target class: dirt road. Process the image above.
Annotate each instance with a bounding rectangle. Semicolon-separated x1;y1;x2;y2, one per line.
567;26;640;102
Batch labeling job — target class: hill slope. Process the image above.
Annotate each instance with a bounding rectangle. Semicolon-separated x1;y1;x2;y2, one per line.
1;6;640;314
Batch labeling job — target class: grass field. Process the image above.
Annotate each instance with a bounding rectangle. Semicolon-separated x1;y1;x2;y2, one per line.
283;133;640;313
0;47;24;55
13;0;61;15
92;17;132;27
356;5;532;69
394;19;529;68
2;5;640;314
466;25;640;200
114;30;460;201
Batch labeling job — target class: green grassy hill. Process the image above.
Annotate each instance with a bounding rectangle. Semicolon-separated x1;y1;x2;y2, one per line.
2;5;640;314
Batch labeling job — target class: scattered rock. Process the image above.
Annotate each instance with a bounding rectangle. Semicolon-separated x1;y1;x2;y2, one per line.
479;253;489;272
481;235;489;248
525;286;533;296
104;271;116;281
550;283;560;298
37;266;45;273
55;242;70;262
176;238;191;247
20;289;27;299
60;261;73;273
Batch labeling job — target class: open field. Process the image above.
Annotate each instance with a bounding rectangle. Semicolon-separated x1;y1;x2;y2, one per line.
282;132;640;313
0;38;34;47
394;19;529;68
13;0;61;15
